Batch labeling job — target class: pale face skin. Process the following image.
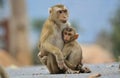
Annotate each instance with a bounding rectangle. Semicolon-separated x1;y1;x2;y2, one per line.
57;8;68;23
50;5;69;24
63;30;75;43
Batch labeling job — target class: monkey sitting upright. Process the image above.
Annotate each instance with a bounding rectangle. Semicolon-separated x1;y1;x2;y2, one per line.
62;27;91;73
38;4;79;74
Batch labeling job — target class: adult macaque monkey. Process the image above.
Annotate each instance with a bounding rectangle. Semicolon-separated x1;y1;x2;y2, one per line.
38;4;78;74
62;27;91;73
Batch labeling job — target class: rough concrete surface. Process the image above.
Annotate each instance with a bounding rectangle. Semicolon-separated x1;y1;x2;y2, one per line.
6;62;120;78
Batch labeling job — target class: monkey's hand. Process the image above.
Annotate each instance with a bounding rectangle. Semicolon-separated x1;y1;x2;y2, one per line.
57;59;66;69
55;52;66;69
38;52;48;65
41;56;48;65
75;64;83;70
65;69;79;74
57;60;80;74
80;66;91;73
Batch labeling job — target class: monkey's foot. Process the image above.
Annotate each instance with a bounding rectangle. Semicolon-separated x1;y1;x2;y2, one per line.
75;64;83;70
65;69;79;74
79;66;91;73
57;60;65;70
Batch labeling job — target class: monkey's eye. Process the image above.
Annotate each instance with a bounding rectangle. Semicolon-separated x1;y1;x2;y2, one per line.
58;10;62;14
68;33;71;36
64;32;67;35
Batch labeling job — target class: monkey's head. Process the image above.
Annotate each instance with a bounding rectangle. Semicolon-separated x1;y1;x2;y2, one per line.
49;4;69;24
62;27;79;43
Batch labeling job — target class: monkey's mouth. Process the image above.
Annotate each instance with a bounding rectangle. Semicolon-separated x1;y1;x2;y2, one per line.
64;40;69;43
61;20;67;23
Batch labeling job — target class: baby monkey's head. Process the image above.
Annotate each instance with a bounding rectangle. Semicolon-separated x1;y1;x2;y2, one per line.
62;27;79;43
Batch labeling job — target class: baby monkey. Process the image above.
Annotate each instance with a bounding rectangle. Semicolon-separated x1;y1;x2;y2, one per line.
62;27;91;73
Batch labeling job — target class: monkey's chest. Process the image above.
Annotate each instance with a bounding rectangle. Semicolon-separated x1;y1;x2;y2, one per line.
50;32;64;50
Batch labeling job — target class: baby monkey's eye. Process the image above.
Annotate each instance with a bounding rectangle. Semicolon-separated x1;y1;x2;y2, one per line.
68;33;72;36
58;10;62;14
64;32;67;35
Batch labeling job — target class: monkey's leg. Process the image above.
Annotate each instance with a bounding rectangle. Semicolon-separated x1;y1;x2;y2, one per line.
43;43;66;70
80;66;91;73
47;54;79;74
64;60;77;70
38;51;48;65
46;55;53;74
46;54;63;74
65;60;83;73
65;60;91;73
65;61;90;74
65;50;91;73
64;52;83;70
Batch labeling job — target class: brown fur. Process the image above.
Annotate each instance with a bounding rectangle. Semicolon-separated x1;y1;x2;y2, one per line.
62;27;91;73
38;4;78;74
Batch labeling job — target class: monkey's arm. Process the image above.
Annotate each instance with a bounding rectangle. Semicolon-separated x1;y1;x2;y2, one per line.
42;42;68;70
40;26;66;69
43;42;64;62
64;60;77;70
62;47;76;70
63;48;71;59
40;23;64;61
62;46;83;71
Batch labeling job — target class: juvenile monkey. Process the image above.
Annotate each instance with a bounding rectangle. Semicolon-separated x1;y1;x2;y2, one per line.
62;27;91;73
62;27;82;69
38;4;78;74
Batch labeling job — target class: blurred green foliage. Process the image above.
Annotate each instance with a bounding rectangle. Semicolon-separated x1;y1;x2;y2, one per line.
32;45;42;65
31;18;45;32
95;6;120;61
31;19;45;65
0;0;3;8
96;29;112;51
111;7;120;60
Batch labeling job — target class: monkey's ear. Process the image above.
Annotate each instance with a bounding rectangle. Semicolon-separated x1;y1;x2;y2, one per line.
74;33;79;39
48;8;52;14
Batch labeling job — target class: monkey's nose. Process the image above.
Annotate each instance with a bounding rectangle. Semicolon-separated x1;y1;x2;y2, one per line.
63;16;67;19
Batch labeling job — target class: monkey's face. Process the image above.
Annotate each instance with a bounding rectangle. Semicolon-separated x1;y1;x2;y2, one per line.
57;9;68;23
63;28;75;43
49;5;69;23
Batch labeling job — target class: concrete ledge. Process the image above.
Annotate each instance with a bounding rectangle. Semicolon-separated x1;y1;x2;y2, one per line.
6;62;120;78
